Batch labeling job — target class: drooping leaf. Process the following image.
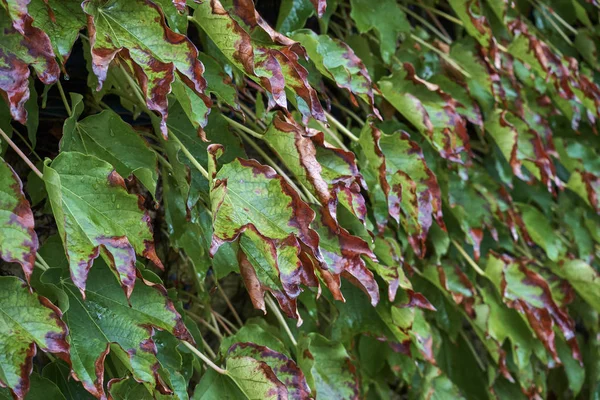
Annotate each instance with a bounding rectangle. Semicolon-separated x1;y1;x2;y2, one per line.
358;121;444;256
349;0;409;64
0;157;38;282
378;63;470;163
28;0;87;62
41;258;193;399
297;333;359;399
43;151;162;297
82;0;210;137
225;342;311;399
0;6;59;124
0;276;69;399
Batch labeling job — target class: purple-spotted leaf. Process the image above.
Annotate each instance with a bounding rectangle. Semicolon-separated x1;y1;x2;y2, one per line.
358;121;444;256
0;0;29;33
83;0;210;138
291;29;379;115
0;276;69;400
43;152;162;298
378;63;470;163
226;342;312;399
0;5;59;124
297;333;359;400
0;157;38;282
42;257;192;400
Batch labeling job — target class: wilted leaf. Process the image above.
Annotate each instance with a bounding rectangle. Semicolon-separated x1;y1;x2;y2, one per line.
0;276;69;399
43;152;162;297
83;0;210;137
0;157;38;282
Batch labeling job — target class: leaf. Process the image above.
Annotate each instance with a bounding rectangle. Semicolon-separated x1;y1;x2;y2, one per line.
198;52;239;110
518;204;565;262
83;0;210;137
297;333;359;399
192;369;245;400
378;63;470;163
0;5;59;124
358;121;444;256
276;0;315;34
42;258;193;399
226;342;311;399
42;360;96;400
0;157;38;282
449;0;493;47
550;259;600;313
61;93;159;197
0;276;69;399
291;29;379;115
263;112;367;224
349;0;409;64
486;253;580;364
208;144;320;260
107;377;154;399
43;151;162;297
0;372;66;400
28;0;87;62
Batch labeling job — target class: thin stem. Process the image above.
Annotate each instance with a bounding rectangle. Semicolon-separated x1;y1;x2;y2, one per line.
213;312;233;336
405;1;463;25
222;115;264;139
325;112;359;142
118;64;148;111
398;4;452;44
34;261;48;271
182;341;227;375
265;295;297;347
215;279;243;327
199;336;218;359
332;103;365;125
410;34;472;78
451;240;486;276
213;310;239;332
56;80;72;117
36;253;51;270
168;129;209;179
186;310;224;339
459;331;486;371
318;121;349;151
239;102;266;129
0;127;43;179
11;128;41;161
210;313;223;337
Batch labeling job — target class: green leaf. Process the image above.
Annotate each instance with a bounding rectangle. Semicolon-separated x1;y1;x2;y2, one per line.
518;204;565;262
61;93;158;197
0;276;69;399
291;29;379;114
378;64;470;163
43;151;162;297
297;333;359;399
83;0;209;137
349;0;409;64
550;259;600;313
192;369;245;400
42;360;96;400
28;0;86;62
198;52;240;110
0;372;66;400
276;0;314;34
0;156;38;282
42;259;193;399
0;5;59;124
449;0;493;47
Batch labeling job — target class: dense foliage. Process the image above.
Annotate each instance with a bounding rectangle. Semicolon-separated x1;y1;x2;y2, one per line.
0;0;599;398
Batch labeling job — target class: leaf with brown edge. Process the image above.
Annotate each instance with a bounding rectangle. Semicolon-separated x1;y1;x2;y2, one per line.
378;63;470;163
0;6;59;124
0;157;38;283
0;0;29;33
0;276;69;400
485;109;560;193
309;0;326;17
226;342;312;399
358;120;444;257
43;152;162;298
485;253;581;364
238;229;318;322
207;144;321;262
263;112;367;225
291;29;380;116
311;206;380;307
297;333;360;400
82;0;210;138
449;0;494;48
41;256;193;400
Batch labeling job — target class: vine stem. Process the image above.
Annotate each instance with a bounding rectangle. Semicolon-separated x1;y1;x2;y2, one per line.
398;4;452;44
167;129;209;179
56;80;72;117
36;253;51;271
325;112;359;142
182;341;227;375
410;34;472;78
451;240;486;276
222;115;264;139
12;128;41;161
0;127;43;179
186;310;224;339
214;279;243;328
265;295;298;347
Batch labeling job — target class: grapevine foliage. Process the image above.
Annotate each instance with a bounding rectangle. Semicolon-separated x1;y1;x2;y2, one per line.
0;0;600;398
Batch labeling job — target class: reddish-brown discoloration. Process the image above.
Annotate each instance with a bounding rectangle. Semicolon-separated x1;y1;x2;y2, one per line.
400;290;436;311
310;0;327;17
